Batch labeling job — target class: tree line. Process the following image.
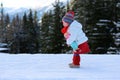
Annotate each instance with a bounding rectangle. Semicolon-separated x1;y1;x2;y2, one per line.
0;0;120;54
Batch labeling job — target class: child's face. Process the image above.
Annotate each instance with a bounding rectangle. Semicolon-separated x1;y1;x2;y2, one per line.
62;21;69;27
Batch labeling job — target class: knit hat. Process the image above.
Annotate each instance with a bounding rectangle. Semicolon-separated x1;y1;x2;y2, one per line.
62;11;74;24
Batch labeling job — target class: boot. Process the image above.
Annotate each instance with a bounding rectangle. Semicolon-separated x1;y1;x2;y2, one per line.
69;63;80;68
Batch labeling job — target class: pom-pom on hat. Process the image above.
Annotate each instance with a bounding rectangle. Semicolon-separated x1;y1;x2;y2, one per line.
62;11;74;24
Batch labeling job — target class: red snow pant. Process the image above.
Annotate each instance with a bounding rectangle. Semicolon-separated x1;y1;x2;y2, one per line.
72;41;90;65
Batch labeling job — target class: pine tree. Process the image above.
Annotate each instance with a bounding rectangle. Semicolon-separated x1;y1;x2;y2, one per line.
0;3;4;42
40;12;53;53
4;14;14;44
66;0;70;11
10;14;21;53
33;10;40;52
20;12;28;53
70;0;117;54
40;0;66;53
52;0;65;53
45;11;55;53
85;0;115;54
19;10;40;53
4;14;10;43
27;9;36;53
71;0;85;22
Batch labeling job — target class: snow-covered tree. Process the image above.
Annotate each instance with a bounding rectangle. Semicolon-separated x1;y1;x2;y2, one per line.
70;0;119;54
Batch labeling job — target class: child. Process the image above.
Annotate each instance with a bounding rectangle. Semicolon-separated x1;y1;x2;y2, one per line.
62;11;90;68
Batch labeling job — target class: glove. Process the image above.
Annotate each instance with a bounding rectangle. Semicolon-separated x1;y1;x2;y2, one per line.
70;41;78;51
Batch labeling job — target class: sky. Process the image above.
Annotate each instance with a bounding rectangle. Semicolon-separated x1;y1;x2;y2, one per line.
0;53;120;80
0;0;68;9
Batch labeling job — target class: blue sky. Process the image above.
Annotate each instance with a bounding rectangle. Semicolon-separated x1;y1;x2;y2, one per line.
0;0;68;8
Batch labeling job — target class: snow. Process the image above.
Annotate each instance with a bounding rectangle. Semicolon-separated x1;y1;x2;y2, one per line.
0;53;120;80
0;48;8;50
113;21;120;27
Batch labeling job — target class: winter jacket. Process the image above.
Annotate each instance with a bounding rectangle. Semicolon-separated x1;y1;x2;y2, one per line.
61;26;78;51
66;20;88;45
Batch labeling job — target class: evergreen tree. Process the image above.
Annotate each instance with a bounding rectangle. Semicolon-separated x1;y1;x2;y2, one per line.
71;0;86;23
33;10;40;52
27;9;36;53
21;9;40;53
23;13;27;30
40;0;66;53
52;0;65;53
4;14;10;43
0;3;4;42
4;14;10;25
70;0;117;54
4;14;14;44
10;14;21;53
66;0;70;11
90;0;115;54
19;12;28;53
40;12;53;53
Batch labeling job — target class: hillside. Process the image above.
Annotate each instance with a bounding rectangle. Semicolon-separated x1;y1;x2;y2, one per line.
3;0;69;20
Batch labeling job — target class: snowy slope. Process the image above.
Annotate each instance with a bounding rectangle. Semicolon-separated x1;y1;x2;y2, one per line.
0;53;120;80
